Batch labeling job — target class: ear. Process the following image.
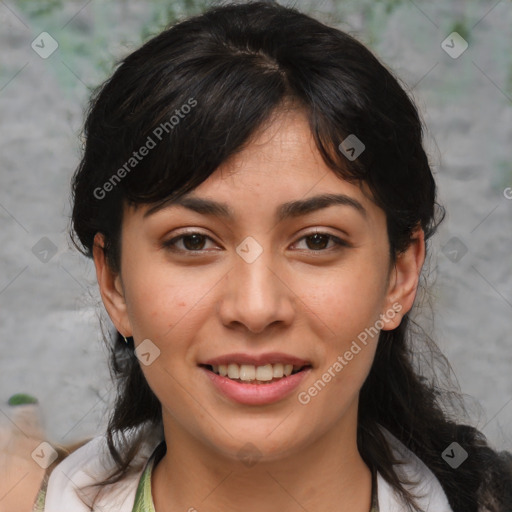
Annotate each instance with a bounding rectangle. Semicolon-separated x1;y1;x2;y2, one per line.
381;225;426;330
92;233;132;337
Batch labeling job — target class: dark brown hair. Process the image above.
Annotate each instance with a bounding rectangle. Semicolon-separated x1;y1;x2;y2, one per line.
70;2;512;510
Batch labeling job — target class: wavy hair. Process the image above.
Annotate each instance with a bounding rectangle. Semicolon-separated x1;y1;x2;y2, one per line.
70;2;512;510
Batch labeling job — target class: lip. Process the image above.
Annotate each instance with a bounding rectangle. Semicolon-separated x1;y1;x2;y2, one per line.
201;352;311;367
200;365;312;405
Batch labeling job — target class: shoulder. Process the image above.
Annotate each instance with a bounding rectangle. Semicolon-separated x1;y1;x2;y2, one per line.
376;426;454;511
40;423;163;512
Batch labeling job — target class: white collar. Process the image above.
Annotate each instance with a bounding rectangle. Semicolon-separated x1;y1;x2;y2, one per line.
44;424;453;511
376;427;453;511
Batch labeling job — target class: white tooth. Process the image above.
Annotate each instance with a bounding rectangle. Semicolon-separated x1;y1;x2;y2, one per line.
272;363;284;378
256;364;274;381
227;363;240;379
212;365;219;374
222;363;298;381
239;364;256;381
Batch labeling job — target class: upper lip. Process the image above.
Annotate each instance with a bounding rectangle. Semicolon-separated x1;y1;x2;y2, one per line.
201;352;312;367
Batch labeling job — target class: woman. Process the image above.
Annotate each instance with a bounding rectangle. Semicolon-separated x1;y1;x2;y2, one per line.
32;1;511;511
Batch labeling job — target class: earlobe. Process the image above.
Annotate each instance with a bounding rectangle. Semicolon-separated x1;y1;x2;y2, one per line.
92;233;132;337
381;225;426;330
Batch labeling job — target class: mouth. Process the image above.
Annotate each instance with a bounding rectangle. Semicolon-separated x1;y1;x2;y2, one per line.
199;363;312;384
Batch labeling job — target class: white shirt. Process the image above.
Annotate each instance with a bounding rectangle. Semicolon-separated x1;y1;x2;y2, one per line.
42;423;454;511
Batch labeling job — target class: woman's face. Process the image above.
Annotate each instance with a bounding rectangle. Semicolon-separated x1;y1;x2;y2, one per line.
94;108;424;462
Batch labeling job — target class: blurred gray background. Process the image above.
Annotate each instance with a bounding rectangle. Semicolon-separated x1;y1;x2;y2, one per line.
1;0;511;452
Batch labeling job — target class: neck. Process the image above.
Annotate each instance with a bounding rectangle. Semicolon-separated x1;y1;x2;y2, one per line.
152;408;372;512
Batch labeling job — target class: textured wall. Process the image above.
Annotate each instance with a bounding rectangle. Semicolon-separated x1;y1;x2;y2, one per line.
0;0;511;455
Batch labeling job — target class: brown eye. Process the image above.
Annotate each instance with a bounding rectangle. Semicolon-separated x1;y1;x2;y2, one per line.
162;232;217;252
305;233;330;250
294;232;349;252
181;234;207;251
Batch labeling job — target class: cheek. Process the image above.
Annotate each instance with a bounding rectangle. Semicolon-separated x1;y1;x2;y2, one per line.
298;271;383;412
303;262;387;337
122;261;214;342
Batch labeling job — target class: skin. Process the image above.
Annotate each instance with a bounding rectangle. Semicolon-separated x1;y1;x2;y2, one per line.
0;406;46;512
0;408;90;511
94;107;425;512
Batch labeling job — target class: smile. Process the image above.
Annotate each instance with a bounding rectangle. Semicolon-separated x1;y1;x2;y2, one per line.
202;363;309;384
199;362;312;405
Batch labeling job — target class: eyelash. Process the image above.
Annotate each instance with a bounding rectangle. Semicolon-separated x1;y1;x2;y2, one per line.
162;230;350;255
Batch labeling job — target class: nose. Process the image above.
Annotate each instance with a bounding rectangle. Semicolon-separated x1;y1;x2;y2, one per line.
217;245;295;334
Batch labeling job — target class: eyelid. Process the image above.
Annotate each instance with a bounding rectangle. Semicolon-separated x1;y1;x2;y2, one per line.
162;228;350;254
162;229;220;252
291;230;350;252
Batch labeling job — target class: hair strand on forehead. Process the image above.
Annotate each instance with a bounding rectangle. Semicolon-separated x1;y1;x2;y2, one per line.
69;2;511;510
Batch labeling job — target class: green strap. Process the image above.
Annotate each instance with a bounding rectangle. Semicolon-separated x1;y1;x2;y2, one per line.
34;441;379;512
132;444;379;512
32;472;49;512
132;441;166;512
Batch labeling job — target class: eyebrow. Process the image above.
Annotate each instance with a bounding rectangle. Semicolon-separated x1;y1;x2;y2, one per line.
144;192;367;222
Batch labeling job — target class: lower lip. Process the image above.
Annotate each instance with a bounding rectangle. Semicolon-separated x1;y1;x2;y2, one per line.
201;366;311;405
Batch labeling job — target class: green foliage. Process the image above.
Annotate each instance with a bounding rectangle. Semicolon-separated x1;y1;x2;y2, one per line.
328;0;406;49
8;393;39;406
16;0;63;17
492;160;512;192
140;0;213;41
448;19;471;43
377;0;405;15
331;0;404;14
506;63;512;99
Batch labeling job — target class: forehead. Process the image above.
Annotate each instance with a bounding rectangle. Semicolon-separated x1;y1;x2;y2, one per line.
135;108;381;224
214;107;339;187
